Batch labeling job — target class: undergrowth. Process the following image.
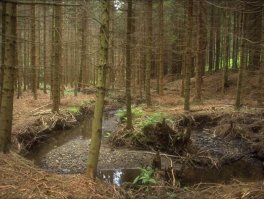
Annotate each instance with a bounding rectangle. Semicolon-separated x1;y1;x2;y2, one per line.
115;106;172;132
67;106;80;113
115;106;144;122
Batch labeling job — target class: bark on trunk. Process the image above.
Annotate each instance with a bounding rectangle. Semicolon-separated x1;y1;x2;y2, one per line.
87;0;109;179
0;2;16;153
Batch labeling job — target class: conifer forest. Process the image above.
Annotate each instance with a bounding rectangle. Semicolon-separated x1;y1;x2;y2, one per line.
1;0;264;198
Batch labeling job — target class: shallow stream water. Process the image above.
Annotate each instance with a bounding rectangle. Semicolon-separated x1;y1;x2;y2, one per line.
25;115;264;186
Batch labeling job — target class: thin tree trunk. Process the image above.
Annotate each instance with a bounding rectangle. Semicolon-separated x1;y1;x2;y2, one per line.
87;0;109;179
232;12;238;69
235;13;245;110
222;11;229;93
184;0;193;111
23;17;27;92
78;2;88;91
246;0;262;71
0;2;16;153
194;0;206;102
257;10;264;106
208;5;214;74
74;6;78;96
50;7;55;100
16;18;21;99
145;0;152;107
215;8;220;71
0;4;5;107
158;0;164;96
108;0;115;89
52;0;63;112
43;2;47;94
125;0;133;129
31;4;37;100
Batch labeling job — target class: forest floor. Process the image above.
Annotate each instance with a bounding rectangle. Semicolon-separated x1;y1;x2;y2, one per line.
1;70;264;199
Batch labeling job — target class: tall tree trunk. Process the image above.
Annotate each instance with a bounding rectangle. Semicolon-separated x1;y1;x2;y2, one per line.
50;7;55;100
184;0;193;111
37;8;41;90
43;2;47;94
194;0;206;102
157;0;164;95
257;8;264;106
0;1;5;107
16;18;21;99
232;12;239;69
245;0;262;70
0;2;16;153
87;0;109;179
125;0;133;130
74;6;78;96
78;2;88;91
215;8;220;71
52;1;63;112
208;5;214;74
108;0;115;89
31;4;37;100
145;0;152;107
235;13;245;110
222;11;229;93
23;18;27;92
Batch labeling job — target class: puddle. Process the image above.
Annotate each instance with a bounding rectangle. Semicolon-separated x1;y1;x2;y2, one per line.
98;168;141;186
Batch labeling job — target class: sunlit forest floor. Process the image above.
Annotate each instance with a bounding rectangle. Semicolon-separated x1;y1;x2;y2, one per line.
1;70;264;199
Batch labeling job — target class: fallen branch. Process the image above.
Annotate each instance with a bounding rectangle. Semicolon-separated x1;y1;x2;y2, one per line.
127;150;180;159
32;110;52;116
30;103;52;113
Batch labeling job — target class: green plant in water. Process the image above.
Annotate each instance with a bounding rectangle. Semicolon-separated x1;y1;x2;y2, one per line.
115;106;144;122
67;106;79;113
133;166;156;185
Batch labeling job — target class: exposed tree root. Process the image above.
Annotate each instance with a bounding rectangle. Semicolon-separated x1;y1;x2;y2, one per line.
16;107;92;154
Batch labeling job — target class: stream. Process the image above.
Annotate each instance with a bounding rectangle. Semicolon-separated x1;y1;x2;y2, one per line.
26;111;119;172
25;113;264;186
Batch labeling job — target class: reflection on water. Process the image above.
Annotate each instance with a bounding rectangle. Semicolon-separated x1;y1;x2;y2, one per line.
113;169;123;186
98;168;141;186
98;159;264;187
180;159;264;186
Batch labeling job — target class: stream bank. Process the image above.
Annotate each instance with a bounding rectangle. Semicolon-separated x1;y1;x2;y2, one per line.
20;108;264;190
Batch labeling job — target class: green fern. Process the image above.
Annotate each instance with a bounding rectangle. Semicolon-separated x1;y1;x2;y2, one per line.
138;112;167;128
133;166;156;185
115;106;144;122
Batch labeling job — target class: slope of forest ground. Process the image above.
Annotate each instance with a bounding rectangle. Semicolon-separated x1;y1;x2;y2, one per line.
1;71;264;199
